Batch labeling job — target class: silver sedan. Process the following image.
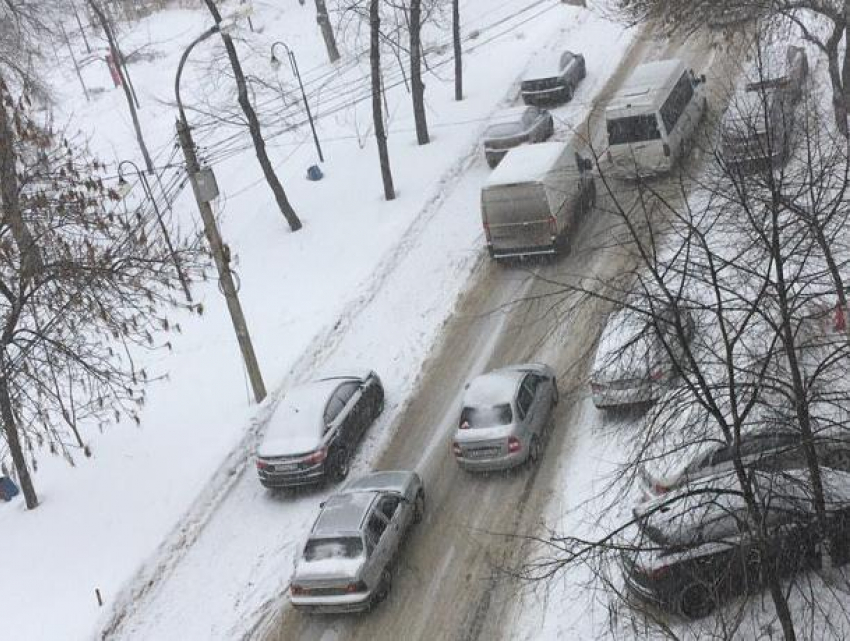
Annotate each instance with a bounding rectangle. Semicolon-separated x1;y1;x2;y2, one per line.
289;471;425;614
452;363;558;472
483;106;554;168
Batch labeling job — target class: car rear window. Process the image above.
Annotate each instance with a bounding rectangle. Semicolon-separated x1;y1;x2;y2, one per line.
487;122;523;138
607;114;661;145
460;404;513;428
304;537;364;561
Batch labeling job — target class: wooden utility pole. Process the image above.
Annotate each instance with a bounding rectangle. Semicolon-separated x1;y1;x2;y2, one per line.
202;0;302;232
370;0;395;200
175;119;267;403
315;0;340;63
60;22;90;102
453;0;462;101
410;0;429;144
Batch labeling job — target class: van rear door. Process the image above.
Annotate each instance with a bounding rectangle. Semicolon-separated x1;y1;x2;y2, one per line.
482;183;554;258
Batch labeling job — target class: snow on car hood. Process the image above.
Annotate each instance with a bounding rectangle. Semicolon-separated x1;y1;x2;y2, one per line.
257;380;337;458
591;307;653;382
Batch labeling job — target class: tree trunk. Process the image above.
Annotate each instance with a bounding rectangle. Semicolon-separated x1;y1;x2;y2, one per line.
0;77;42;280
0;373;37;509
410;0;429;145
843;1;850;134
87;0;153;170
315;0;340;63
371;0;395;201
453;0;462;101
202;0;302;232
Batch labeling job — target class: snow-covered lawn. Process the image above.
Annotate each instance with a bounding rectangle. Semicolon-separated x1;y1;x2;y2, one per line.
0;1;635;640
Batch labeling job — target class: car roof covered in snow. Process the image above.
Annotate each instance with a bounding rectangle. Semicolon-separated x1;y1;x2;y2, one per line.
485;142;576;187
523;51;572;80
312;490;378;535
488;106;533;125
463;368;523;407
257;378;341;458
607;59;686;115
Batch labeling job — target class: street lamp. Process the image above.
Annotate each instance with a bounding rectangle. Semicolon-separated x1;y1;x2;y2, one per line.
174;20;267;404
271;41;324;163
117;159;192;303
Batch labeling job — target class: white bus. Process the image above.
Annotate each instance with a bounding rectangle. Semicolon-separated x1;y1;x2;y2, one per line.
605;59;707;178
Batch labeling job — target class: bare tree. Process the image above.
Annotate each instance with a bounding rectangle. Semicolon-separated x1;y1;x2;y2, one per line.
453;0;462;101
409;0;429;144
370;0;396;200
0;81;202;509
315;0;341;62
495;39;850;640
201;0;303;232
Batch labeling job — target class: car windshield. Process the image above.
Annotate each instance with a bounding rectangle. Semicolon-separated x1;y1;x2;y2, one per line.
487;122;523;138
607;114;661;145
460;404;513;428
303;537;364;561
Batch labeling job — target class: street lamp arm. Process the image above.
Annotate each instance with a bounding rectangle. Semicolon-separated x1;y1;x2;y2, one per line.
175;25;221;126
117;159;142;182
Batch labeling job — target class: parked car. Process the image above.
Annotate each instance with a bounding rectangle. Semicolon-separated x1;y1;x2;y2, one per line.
483;106;555;168
481;141;595;260
622;467;850;618
640;425;850;500
521;50;586;105
255;371;384;488
452;363;558;471
590;303;694;409
720;46;808;171
289;471;425;613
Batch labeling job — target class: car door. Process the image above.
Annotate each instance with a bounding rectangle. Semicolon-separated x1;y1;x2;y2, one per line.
377;494;406;551
365;510;392;576
336;381;366;443
559;52;575;85
523;107;540;141
323;392;347;451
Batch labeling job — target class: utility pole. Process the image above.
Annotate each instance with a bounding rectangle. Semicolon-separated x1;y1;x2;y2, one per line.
175;118;267;403
453;0;462;101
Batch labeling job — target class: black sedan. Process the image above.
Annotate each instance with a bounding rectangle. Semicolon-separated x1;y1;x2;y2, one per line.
623;468;850;619
255;371;384;488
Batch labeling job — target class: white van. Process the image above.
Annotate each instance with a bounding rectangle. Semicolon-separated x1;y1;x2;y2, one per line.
481;142;595;260
605;59;707;178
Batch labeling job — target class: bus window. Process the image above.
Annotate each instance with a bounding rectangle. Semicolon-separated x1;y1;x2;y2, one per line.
659;73;695;133
607;114;661;145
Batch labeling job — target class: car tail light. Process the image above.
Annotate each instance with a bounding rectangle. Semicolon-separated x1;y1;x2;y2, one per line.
508;436;521;453
650;369;664;381
548;215;558;237
290;584;309;596
304;447;328;465
638;564;669;580
483;221;492;243
591;382;604;394
452;442;462;457
606;150;613;164
256;458;269;470
345;581;368;594
653;482;670;495
663;143;671;157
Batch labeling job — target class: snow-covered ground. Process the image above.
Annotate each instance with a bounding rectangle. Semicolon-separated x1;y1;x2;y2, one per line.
0;1;639;640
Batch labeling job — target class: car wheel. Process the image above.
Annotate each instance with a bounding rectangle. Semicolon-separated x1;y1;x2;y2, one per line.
826;450;850;471
328;448;350;482
679;583;715;619
528;435;542;466
552;378;560;405
375;568;392;604
413;490;426;524
487;156;499;169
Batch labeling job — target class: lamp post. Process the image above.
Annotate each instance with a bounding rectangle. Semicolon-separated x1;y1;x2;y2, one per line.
117;159;192;303
175;22;267;404
271;41;324;163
